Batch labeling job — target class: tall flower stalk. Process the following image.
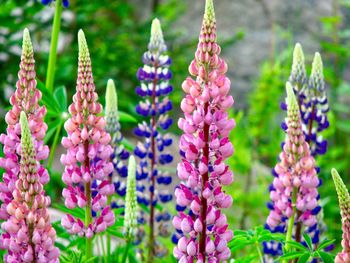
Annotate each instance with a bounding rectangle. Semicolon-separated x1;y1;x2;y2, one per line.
264;44;328;257
44;0;68;92
105;79;130;199
173;0;235;261
266;83;319;254
134;18;173;260
104;78;130;256
0;28;49;234
122;155;137;263
60;30;115;260
332;168;350;263
1;112;59;262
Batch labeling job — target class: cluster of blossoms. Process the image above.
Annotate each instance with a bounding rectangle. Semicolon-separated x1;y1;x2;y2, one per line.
41;0;69;8
133;18;173;255
332;169;350;263
264;83;320;257
2;112;59;262
287;44;329;156
105;79;130;201
264;44;329;257
60;30;115;238
173;0;235;262
0;29;53;261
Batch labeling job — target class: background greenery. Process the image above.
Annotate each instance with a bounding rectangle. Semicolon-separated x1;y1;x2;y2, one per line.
0;0;349;262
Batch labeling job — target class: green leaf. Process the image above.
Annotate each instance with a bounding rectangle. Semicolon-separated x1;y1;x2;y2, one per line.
119;111;137;123
303;233;313;250
297;253;310;263
285;241;309;252
279;252;306;261
317;239;335;251
318;251;335;263
52;203;85;219
54;86;68;112
36;78;61;113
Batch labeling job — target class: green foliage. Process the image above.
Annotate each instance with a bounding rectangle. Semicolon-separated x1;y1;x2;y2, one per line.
229;226;285;262
279;233;335;263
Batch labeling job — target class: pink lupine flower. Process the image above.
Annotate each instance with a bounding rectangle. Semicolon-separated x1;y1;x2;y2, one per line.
1;112;59;263
173;0;235;262
60;30;115;242
266;83;320;236
332;169;350;263
0;28;49;239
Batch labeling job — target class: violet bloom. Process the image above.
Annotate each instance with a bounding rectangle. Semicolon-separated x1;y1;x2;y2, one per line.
0;29;49;226
105;79;130;200
60;30;115;242
1;112;59;263
332;169;350;263
133;18;173;257
265;83;320;256
41;0;69;8
173;0;235;262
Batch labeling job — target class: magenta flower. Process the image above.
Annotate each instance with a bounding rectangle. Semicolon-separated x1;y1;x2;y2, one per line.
1;112;59;263
0;29;49;224
173;0;235;261
266;83;320;239
60;30;115;248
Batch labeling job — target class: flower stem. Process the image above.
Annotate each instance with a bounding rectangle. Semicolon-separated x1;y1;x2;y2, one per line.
284;187;297;261
199;101;210;262
147;63;158;263
46;0;63;92
122;240;131;263
84;140;93;260
255;242;264;263
47;121;63;170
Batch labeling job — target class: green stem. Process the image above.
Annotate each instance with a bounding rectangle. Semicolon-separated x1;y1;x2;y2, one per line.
255;242;264;263
45;0;63;92
106;195;112;259
121;241;131;263
47;121;62;170
100;235;106;259
284;188;297;262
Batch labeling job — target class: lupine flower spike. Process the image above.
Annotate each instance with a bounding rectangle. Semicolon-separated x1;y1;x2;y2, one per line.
173;0;235;261
332;169;350;263
124;155;137;240
265;45;328;257
0;28;49;245
134;18;173;258
1;112;59;263
302;52;329;155
265;83;320;255
105;79;130;200
60;30;115;258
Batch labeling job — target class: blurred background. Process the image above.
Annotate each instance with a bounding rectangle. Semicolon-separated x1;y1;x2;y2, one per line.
1;0;350;259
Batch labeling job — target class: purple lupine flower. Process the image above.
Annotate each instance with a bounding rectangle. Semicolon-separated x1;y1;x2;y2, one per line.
0;28;49;235
264;83;320;259
60;30;115;238
133;18;174;257
1;112;59;263
41;0;69;8
332;169;350;263
173;0;235;261
105;79;130;200
264;44;328;258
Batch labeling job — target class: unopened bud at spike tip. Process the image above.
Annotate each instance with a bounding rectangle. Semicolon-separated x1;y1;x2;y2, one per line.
286;82;298;111
105;79;118;118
